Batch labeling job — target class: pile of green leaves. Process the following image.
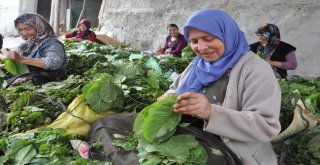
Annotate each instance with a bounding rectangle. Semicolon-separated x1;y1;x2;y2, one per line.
0;76;85;135
278;78;320;131
136;134;208;165
274;77;320;164
0;128;109;165
80;56;171;113
64;41;172;113
65;40;133;76
5;91;64;134
282;127;320;165
159;55;193;75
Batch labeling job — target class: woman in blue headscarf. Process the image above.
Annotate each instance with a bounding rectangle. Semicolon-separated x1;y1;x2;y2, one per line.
87;9;281;165
158;9;281;165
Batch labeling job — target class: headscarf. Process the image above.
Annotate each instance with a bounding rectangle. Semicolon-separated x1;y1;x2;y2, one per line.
14;13;56;57
77;19;92;39
177;8;249;94
255;23;281;59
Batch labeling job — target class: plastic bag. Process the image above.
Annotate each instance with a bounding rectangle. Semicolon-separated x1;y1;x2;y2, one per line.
145;57;162;74
46;95;114;136
272;99;320;143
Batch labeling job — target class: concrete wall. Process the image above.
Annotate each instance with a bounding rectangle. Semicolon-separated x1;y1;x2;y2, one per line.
98;0;320;78
0;0;20;36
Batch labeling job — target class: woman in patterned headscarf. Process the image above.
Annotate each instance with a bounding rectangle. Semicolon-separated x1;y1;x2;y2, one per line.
4;12;67;87
250;23;297;79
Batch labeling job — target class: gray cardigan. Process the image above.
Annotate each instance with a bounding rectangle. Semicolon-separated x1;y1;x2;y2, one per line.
166;52;281;165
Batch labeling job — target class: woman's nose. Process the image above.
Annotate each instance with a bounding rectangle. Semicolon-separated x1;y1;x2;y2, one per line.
197;40;208;51
21;30;27;36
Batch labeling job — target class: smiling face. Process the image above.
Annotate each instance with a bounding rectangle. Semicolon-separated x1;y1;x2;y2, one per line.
168;26;179;38
17;23;37;40
188;28;225;62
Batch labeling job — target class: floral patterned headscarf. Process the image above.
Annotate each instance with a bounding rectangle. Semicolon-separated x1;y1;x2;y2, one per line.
14;13;56;56
255;23;281;59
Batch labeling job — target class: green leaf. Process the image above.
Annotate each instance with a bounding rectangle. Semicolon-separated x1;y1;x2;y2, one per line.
139;94;180;143
0;155;9;164
14;145;37;165
84;74;124;112
142;156;162;165
181;44;195;58
115;61;145;79
0;69;6;77
4;59;30;75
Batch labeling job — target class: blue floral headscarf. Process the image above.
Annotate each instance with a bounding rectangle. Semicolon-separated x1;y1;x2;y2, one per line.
177;9;250;94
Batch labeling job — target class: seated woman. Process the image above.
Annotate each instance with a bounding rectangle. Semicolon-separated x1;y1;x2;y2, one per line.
86;9;281;165
156;24;188;57
4;13;68;87
64;19;96;42
250;23;297;79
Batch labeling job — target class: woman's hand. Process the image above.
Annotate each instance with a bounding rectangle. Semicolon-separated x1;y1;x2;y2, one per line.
66;37;81;42
156;48;165;54
6;49;23;62
173;92;211;120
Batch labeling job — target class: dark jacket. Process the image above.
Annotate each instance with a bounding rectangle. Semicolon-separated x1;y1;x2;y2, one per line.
250;41;296;78
0;34;3;50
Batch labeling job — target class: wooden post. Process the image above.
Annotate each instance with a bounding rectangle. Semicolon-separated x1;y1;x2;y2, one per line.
53;0;61;35
49;0;55;26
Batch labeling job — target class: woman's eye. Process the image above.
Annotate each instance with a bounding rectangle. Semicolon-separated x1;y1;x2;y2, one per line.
204;37;214;42
190;40;197;44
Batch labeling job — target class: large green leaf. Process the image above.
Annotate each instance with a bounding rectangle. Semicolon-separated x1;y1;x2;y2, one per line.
115;61;145;79
84;74;124;112
139;94;180;143
3;59;30;75
14;145;37;165
134;105;150;138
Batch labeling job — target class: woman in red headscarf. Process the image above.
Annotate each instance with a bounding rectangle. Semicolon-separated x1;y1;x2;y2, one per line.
64;19;96;42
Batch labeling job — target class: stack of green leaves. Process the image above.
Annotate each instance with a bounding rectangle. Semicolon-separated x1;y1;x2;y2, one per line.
131;94;208;165
134;94;181;143
284;126;320;164
0;128;110;165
